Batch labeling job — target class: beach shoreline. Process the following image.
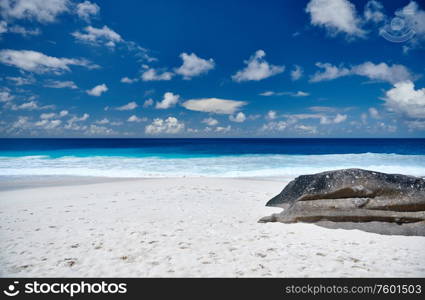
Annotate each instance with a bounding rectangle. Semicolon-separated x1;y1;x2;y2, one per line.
1;176;425;277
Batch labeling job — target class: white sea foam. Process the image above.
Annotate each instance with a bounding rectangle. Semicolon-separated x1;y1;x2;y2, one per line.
0;153;424;178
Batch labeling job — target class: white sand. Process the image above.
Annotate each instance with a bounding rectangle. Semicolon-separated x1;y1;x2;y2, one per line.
0;177;424;277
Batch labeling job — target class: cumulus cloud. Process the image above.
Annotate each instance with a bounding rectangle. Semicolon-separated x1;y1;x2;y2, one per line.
0;23;41;37
0;0;70;23
9;100;54;111
202;117;219;126
115;101;138;111
0;89;14;102
290;65;303;81
72;25;123;48
141;68;174;81
86;84;108;96
310;61;413;84
155;92;180;109
214;125;231;133
35;119;61;129
44;80;77;89
127;115;146;123
232;50;284;82
182;98;247;114
306;0;365;38
120;77;138;84
368;107;380;119
310;62;351;82
364;0;386;24
145;117;184;134
65;113;89;129
266;110;277;120
175;52;215;80
320;113;348;124
0;49;98;74
94;118;109;125
143;98;154;108
76;1;99;22
229;112;246;123
383;81;425;119
261;121;288;132
395;1;425;46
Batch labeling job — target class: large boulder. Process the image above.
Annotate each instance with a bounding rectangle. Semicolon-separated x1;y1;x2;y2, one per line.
260;169;425;236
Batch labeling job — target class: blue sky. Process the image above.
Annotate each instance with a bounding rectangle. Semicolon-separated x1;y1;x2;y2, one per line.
0;0;425;137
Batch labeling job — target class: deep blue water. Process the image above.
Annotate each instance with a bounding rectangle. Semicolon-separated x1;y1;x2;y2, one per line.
0;139;424;178
1;138;425;156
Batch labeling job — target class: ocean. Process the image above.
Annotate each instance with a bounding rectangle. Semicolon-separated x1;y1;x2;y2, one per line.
0;138;424;178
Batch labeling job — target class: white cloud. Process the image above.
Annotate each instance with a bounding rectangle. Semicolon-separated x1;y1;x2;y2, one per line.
259;90;310;97
306;0;365;38
295;124;318;134
202;117;219;126
259;91;275;96
383;81;425;119
35;119;61;129
266;110;277;120
76;1;99;22
364;0;386;23
44;80;77;89
368;107;380;119
59;110;68;117
309;106;339;113
214;125;231;133
116;101;138;111
85;124;115;136
291;65;303;81
95;118;109;125
229;112;246;123
0;0;70;23
320;113;347;124
143;98;154;108
0;89;14;102
310;61;413;84
120;77;138;84
1;23;41;36
0;20;7;34
145;117;184;134
310;62;350;82
232;50;284;82
72;25;122;48
406;120;425;131
175;52;215;79
352;62;413;84
86;84;108;96
182;98;247;114
155;92;180;109
10;100;53;111
6;76;35;85
66;113;89;129
40;112;55;119
333;113;348;123
127;115;146;123
396;1;425;43
141;68;174;81
261;121;288;132
0;49;97;74
294;91;310;97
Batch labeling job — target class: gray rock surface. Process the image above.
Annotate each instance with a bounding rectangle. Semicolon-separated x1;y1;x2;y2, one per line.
260;169;425;236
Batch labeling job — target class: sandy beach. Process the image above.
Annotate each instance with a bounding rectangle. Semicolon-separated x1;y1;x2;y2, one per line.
1;177;425;277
